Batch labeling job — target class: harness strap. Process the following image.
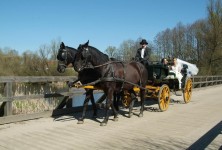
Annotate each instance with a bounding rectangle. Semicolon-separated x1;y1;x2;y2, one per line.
139;63;143;87
76;77;147;90
83;61;123;70
109;61;126;92
120;62;126;91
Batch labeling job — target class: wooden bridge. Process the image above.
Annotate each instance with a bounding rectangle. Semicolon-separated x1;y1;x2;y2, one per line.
0;76;222;149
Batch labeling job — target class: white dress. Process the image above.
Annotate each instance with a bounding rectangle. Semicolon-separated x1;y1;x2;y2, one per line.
170;64;183;89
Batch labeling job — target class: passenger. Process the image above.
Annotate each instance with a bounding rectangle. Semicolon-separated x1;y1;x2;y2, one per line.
161;58;169;67
135;39;150;68
161;58;169;77
170;58;183;89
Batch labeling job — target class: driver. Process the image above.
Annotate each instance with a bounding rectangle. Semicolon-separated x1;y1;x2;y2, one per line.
135;39;150;68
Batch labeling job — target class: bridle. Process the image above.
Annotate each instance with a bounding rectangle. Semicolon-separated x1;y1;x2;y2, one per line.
59;47;75;65
74;47;93;72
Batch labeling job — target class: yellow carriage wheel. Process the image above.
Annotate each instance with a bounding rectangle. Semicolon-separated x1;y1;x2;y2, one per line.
122;92;131;108
183;78;192;103
158;84;170;111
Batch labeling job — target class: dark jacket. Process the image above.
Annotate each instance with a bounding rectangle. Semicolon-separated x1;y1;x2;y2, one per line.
135;47;150;62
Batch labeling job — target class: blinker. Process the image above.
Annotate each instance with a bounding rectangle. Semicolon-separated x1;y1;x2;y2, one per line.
61;52;67;59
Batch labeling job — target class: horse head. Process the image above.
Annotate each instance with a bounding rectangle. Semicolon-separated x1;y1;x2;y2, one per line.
56;42;77;73
74;40;109;72
74;41;109;72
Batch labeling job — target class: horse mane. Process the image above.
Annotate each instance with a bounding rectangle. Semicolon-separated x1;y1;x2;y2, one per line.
65;46;77;52
64;46;78;58
88;45;109;63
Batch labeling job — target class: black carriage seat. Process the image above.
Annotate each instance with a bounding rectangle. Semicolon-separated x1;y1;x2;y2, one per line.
165;71;176;79
147;63;169;81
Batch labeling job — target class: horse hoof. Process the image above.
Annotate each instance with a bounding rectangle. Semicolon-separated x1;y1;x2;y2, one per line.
128;113;133;118
77;120;84;124
100;122;107;126
139;113;143;117
113;117;118;122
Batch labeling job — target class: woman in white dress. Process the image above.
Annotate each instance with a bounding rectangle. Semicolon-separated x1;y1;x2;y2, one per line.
170;58;183;89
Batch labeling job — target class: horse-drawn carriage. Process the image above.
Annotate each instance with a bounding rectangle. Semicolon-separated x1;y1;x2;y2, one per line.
57;41;197;126
81;61;193;112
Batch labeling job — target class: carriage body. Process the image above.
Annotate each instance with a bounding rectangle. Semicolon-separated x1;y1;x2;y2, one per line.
147;62;180;90
130;62;193;111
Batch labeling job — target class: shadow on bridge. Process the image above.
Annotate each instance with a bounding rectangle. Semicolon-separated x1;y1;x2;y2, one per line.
187;121;222;150
51;97;187;123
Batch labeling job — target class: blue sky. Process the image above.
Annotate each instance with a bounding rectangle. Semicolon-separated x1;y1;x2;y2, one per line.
0;0;209;54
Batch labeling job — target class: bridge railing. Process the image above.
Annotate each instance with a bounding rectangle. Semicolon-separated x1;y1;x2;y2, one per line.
0;75;222;124
191;76;222;88
0;76;78;124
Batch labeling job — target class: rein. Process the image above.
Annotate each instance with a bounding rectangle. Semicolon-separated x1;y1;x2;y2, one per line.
75;77;147;90
83;60;123;70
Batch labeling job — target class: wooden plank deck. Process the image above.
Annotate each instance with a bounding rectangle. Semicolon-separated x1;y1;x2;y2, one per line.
0;85;222;150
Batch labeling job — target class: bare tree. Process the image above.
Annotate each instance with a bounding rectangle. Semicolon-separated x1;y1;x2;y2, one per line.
105;46;118;58
204;0;222;74
119;39;136;61
50;38;61;60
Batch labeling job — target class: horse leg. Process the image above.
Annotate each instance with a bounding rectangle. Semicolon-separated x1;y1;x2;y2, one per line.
111;97;119;122
89;91;97;118
139;90;145;117
113;92;120;112
100;97;110;126
100;90;118;126
116;92;122;111
77;89;91;124
128;92;136;118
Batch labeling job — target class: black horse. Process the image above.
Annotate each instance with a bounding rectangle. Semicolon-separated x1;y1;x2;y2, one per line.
57;42;101;123
74;41;148;126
